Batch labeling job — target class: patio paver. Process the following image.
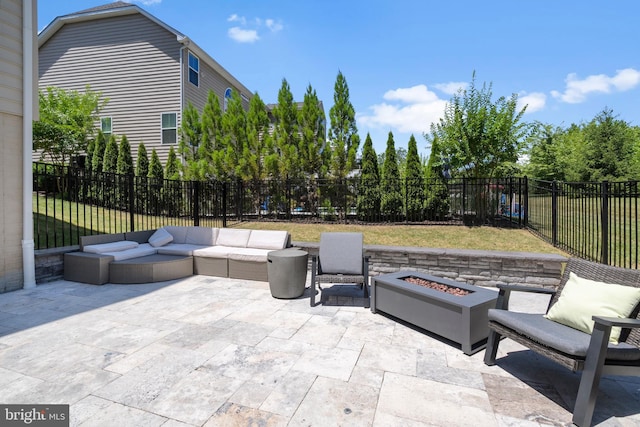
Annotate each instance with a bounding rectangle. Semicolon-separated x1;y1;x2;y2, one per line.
0;275;638;426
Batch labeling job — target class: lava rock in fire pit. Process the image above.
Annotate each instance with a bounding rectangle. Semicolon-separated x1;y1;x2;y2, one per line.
403;276;470;296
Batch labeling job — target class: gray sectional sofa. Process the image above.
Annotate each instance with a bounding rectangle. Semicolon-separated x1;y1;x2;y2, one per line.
64;226;292;285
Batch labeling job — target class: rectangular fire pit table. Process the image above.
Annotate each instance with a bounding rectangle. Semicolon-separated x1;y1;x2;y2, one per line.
371;271;498;355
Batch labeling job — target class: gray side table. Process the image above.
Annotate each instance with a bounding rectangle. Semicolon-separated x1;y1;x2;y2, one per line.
267;249;308;298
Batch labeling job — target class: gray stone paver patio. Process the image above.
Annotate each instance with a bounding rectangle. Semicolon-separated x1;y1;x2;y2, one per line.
0;275;639;426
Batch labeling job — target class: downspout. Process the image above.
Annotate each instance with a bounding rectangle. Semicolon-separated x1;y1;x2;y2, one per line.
177;36;189;167
22;0;36;289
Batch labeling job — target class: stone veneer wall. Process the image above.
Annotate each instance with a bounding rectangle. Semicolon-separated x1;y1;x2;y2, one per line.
33;242;568;289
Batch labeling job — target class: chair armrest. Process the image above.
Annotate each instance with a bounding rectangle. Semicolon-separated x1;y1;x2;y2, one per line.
494;284;556;311
592;316;640;328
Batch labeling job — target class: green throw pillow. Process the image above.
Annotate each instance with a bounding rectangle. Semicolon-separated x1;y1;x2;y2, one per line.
545;272;640;344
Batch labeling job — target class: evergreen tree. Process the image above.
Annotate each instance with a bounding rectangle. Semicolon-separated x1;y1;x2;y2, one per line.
179;102;203;179
91;130;107;173
201;90;223;178
299;84;326;177
116;134;133;175
404;135;425;220
424;135;451;220
380;132;403;218
240;92;271;213
147;149;164;215
102;134;118;173
148;149;164;179
136;143;149;177
357;133;380;221
328;71;359;178
165;146;182;180
273;78;301;178
85;138;95;168
216;89;246;179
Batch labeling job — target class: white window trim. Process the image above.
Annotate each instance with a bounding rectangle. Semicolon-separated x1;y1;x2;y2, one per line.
161;112;178;144
188;52;199;87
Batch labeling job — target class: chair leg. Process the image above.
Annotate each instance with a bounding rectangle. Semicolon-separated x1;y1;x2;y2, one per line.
310;257;317;307
363;278;370;308
483;329;501;366
572;322;611;427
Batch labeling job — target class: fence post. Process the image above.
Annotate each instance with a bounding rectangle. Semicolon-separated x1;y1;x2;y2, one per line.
523;176;528;227
601;180;609;265
193;180;200;226
344;179;348;224
222;181;227;228
462;177;467;217
128;174;135;232
552;180;558;247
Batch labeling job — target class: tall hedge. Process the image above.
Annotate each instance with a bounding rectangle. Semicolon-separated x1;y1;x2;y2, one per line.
404;134;424;220
357;133;380;220
380;132;403;218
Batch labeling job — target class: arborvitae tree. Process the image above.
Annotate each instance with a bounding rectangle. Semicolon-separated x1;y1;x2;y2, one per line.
216;89;246;179
201;90;223;178
116;134;133;175
179;102;204;180
85;138;95;168
357;133;380;221
272;78;301;178
240;92;271;212
165;146;182;180
424;134;451;220
102;134;118;173
328;71;359;178
91;130;107;173
148;149;164;179
404;135;425;220
136;143;149;177
299;84;326;177
380;131;403;218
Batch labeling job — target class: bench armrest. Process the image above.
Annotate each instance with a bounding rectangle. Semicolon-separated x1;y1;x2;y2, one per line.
494;284;557;310
592;316;640;329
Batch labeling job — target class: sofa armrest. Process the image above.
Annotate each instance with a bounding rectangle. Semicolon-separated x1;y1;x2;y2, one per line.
592;316;640;329
494;284;557;310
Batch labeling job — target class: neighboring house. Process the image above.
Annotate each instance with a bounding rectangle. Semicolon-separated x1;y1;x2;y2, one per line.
37;1;253;164
1;0;38;292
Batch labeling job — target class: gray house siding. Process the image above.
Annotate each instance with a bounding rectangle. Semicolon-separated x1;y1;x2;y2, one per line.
38;13;182;162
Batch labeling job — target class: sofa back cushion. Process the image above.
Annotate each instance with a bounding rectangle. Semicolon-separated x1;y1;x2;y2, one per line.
247;230;289;250
185;226;218;246
80;233;125;251
216;228;252;248
84;240;139;254
148;228;174;248
164;226;189;244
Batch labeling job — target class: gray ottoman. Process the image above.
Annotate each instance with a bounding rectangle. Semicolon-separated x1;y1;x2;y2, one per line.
267;249;308;298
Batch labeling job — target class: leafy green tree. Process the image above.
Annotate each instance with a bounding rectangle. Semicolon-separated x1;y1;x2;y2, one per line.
328;71;359;178
428;72;529;179
404;135;424;220
272;79;301;178
116;135;133;175
33;85;107;166
136;143;149;177
380;132;403;218
91;130;107;173
357;133;380;220
102;134;118;173
165;146;182;180
299;84;326;177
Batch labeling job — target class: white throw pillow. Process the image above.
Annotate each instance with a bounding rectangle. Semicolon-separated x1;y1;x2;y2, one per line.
148;227;174;248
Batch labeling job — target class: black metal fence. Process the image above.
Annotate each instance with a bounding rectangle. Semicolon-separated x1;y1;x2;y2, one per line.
33;163;640;268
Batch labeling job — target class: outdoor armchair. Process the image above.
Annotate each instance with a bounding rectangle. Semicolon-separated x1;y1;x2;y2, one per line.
310;232;370;307
483;257;640;426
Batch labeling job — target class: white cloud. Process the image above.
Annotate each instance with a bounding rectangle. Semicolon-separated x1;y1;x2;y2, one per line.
433;81;468;95
265;18;283;33
128;0;162;5
551;68;640;103
358;85;447;134
228;27;259;43
227;14;246;25
517;92;546;113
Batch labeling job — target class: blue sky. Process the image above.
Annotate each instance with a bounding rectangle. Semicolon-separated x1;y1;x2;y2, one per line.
38;0;640;158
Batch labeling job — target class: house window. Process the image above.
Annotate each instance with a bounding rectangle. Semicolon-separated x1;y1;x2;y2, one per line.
188;52;199;87
224;88;232;112
161;113;177;144
101;117;112;136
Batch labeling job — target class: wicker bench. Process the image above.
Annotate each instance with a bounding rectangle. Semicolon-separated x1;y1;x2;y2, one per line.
484;258;640;426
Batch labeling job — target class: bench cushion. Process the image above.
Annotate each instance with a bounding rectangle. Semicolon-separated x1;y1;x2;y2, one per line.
227;248;272;263
185;226;217;245
104;243;157;261
488;310;640;361
216;228;251;247
247;230;288;250
84;240;139;254
157;243;208;256
192;245;237;259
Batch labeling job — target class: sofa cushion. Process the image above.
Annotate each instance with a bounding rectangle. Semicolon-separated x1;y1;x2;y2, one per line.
185;226;218;246
80;233;125;250
84;240;139;254
216;228;252;248
545;272;640;344
148;228;174;248
193;245;237;259
103;243;157;261
489;310;640;361
164;226;189;244
157;243;208;256
247;230;288;250
227;248;272;263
